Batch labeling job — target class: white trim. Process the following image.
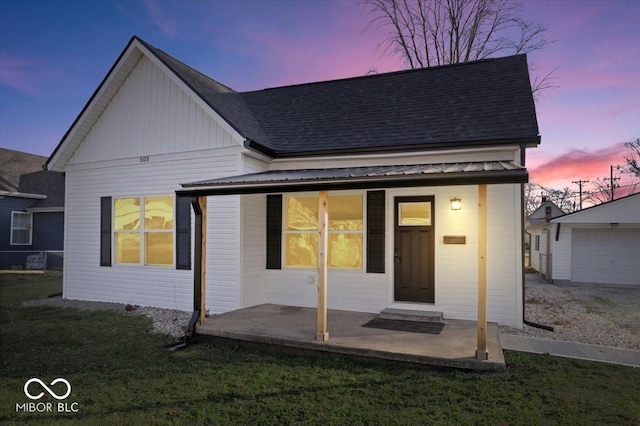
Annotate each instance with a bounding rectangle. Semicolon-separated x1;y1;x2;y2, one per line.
10;211;33;245
0;191;47;200
64;146;242;172
111;194;176;267
48;39;245;172
136;41;246;146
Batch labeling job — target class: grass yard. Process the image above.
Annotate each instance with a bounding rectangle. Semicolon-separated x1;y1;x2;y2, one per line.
1;273;639;425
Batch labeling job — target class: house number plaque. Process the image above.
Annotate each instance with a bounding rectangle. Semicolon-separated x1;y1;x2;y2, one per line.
443;235;466;244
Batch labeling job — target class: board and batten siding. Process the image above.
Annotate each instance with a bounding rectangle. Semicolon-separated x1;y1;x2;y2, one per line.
62;50;248;313
68;55;237;166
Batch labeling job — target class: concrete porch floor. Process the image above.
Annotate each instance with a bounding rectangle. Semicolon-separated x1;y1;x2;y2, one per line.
195;304;505;371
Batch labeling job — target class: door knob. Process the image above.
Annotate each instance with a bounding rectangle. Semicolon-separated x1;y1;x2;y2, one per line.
394;248;402;263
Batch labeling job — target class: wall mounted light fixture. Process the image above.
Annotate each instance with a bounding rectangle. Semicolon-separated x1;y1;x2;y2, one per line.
450;197;462;210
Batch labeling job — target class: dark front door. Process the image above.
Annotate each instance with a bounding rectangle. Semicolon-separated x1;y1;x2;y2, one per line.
394;196;435;303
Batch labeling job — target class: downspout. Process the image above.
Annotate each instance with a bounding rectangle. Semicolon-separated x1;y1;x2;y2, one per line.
521;159;553;331
165;311;200;352
165;196;203;351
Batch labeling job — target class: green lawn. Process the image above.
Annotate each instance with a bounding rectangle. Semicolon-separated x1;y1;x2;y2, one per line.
1;273;638;425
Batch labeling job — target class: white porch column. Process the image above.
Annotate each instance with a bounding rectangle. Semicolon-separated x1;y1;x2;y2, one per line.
476;184;488;359
316;190;329;341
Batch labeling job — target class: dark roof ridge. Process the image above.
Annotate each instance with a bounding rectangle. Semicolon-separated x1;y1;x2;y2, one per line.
133;36;237;94
247;55;525;93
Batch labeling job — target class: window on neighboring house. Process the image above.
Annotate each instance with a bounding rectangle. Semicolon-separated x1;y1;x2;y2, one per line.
113;196;174;266
284;194;363;269
534;235;540;251
10;212;33;245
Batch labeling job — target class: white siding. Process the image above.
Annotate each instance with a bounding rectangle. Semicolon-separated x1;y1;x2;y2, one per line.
240;156;270;308
552;225;572;281
241;193;267;308
572;228;640;285
552;224;640;285
259;184;522;327
64;150;242;313
68;56;238;166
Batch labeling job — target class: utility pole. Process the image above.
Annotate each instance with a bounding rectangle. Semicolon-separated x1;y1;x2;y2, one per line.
572;179;589;210
604;165;621;201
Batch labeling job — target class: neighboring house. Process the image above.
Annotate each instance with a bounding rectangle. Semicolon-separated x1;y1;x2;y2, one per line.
0;148;65;269
45;36;540;335
525;198;565;280
549;193;640;286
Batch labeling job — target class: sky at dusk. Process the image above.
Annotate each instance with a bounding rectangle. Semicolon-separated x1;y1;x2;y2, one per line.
1;0;639;194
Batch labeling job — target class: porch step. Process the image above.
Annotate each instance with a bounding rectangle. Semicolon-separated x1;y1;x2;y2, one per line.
379;308;443;323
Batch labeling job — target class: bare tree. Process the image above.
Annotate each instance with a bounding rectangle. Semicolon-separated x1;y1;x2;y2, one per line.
363;0;557;95
587;177;618;205
623;136;640;177
544;186;577;213
524;183;577;216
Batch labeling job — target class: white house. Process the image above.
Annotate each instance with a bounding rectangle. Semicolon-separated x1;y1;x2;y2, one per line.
550;193;640;286
45;36;541;347
526;198;565;280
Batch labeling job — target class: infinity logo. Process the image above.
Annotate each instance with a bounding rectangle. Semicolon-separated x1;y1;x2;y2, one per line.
24;378;72;400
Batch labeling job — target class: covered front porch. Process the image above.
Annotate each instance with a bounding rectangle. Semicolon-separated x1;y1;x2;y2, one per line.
178;161;528;370
195;304;505;371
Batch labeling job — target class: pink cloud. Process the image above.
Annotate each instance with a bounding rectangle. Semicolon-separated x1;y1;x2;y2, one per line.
529;143;631;188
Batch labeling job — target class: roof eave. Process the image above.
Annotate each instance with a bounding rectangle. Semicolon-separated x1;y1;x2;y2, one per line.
177;169;528;197
253;136;540;160
46;36;141;172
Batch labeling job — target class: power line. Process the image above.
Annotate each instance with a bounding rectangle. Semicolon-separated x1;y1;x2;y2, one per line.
571;179;589;209
604;165;622;200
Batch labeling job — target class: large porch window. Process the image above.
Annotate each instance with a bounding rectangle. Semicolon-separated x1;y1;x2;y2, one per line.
114;195;174;266
284;194;363;269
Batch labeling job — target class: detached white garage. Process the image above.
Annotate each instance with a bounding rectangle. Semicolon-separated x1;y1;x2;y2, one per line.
571;228;640;285
551;193;640;286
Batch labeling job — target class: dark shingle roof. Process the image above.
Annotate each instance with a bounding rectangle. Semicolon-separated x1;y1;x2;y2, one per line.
139;37;539;158
0;148;64;207
0;148;47;192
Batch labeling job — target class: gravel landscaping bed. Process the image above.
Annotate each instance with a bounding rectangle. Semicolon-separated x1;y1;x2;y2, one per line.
499;274;640;350
24;274;640;350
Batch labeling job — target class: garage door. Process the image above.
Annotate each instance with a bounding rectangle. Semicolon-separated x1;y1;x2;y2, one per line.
571;228;640;285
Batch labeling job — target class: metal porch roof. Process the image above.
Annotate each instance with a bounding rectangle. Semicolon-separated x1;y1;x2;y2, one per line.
177;161;527;197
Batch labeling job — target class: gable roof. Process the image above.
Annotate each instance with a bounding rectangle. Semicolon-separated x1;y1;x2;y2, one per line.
551;193;640;224
0;148;65;208
47;36;540;169
526;199;566;228
0;148;46;192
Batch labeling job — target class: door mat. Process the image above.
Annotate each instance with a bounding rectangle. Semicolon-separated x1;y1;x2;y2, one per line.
362;318;445;334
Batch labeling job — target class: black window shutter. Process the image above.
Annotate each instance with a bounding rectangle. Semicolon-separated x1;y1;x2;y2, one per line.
367;190;385;273
266;194;282;269
176;196;192;270
100;197;112;266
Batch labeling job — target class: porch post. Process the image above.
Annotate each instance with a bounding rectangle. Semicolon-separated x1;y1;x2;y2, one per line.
476;184;489;360
316;190;329;341
192;196;207;325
